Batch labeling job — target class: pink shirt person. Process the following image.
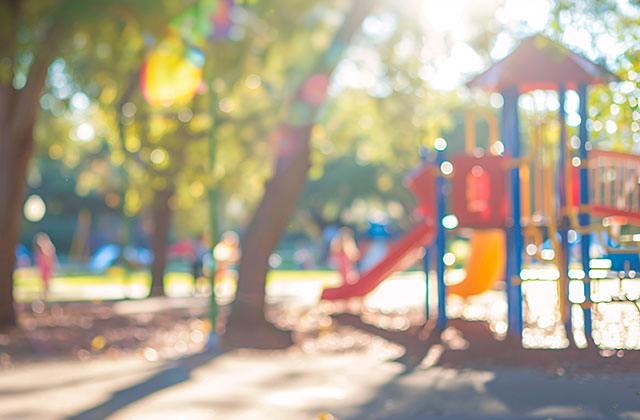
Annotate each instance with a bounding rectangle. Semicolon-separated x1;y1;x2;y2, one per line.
330;227;360;285
34;233;56;299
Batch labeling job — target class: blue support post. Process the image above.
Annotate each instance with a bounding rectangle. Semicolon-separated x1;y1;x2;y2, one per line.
435;150;447;331
423;247;431;321
558;85;573;338
501;90;514;334
502;86;524;337
512;93;524;336
420;146;432;322
578;84;593;340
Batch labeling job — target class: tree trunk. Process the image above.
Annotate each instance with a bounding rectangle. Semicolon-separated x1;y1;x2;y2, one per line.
0;8;63;327
149;187;173;297
227;124;312;318
223;0;375;348
0;132;32;327
0;70;48;329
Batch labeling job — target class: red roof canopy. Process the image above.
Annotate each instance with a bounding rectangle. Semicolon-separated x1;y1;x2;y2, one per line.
467;35;619;93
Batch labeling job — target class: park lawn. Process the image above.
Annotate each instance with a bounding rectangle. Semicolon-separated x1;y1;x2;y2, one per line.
13;268;340;303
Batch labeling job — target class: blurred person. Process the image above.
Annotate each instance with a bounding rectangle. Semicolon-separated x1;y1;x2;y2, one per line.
213;231;240;281
359;221;389;272
321;223;339;265
189;236;204;279
34;233;57;300
330;227;360;285
192;235;210;294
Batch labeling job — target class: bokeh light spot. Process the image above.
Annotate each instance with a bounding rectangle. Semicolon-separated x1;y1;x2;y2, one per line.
24;195;46;222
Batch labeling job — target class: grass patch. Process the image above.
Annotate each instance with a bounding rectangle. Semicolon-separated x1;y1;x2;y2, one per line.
13;268;340;302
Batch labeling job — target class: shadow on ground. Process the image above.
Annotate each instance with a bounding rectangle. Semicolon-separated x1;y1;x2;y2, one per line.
333;315;640;419
67;348;223;420
61;314;640;419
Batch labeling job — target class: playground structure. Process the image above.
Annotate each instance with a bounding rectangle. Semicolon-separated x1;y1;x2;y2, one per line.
322;35;640;348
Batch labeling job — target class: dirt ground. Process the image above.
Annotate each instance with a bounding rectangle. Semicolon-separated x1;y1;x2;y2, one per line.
1;298;640;419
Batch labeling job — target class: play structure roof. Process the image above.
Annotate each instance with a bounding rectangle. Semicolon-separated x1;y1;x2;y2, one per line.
467;35;619;93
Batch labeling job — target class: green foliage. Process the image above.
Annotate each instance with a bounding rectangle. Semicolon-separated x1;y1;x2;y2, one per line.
28;0;364;241
23;0;640;247
547;0;640;152
23;0;511;245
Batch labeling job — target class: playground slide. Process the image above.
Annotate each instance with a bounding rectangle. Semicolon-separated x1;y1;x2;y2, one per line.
321;222;435;300
447;229;506;297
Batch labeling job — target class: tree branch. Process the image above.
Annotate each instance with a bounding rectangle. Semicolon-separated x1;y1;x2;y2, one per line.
12;18;66;152
115;69;149;168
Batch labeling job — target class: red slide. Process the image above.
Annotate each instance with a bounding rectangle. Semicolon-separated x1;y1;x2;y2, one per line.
321;222;435;300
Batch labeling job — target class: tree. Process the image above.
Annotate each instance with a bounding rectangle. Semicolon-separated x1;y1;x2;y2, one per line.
548;0;640;152
53;0;291;297
0;0;180;327
222;0;377;348
0;1;67;327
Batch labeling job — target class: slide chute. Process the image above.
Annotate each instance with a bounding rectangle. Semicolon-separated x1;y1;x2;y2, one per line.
447;229;505;297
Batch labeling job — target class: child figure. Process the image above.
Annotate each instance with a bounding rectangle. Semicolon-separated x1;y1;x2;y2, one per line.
213;231;241;281
34;233;56;300
330;227;360;285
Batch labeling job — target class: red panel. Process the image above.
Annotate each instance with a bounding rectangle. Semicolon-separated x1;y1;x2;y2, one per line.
589;149;640;222
591;149;640;163
591;206;640;224
405;163;436;220
571;165;581;208
451;155;508;228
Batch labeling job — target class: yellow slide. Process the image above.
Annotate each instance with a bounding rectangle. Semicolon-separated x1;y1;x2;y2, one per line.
447;229;506;297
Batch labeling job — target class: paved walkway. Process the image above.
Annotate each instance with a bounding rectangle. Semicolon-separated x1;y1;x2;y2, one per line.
1;340;640;419
2;277;640;419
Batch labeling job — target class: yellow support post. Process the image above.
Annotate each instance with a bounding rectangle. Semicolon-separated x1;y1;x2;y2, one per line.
465;112;476;154
521;164;531;224
533;123;544;219
487;112;499;151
